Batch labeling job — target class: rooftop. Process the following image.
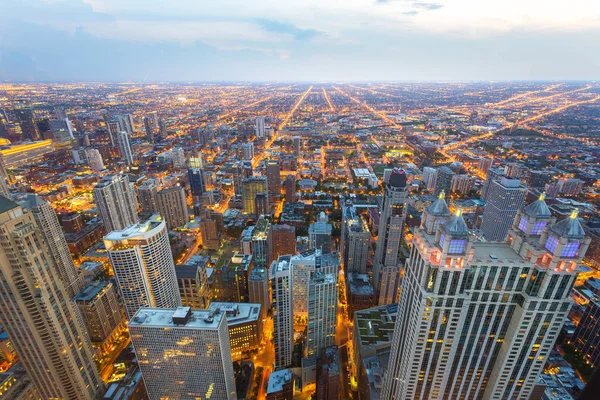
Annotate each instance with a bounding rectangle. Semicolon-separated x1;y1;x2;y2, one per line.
74;281;110;302
207;302;261;326
129;306;225;329
267;369;293;394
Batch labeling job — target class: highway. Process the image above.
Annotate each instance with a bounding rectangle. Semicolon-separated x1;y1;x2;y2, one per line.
332;86;403;132
322;88;335;112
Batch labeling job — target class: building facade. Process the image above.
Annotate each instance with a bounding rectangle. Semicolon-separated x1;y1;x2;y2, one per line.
382;194;590;400
481;177;527;242
156;186;189;229
104;216;181;318
129;307;237;400
94;174;138;233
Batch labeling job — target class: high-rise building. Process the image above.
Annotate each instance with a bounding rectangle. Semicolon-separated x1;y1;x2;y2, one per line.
116;114;134;134
478;157;493;174
505;162;523;179
106;120;119;146
242;176;268;216
422;166;437;191
104;216;181;318
341;205;370;274
171;147;186;168
207;302;262;361
159;117;168;138
482;166;506;201
199;218;221;250
285;174;296;203
433;165;454;197
373;168;408;304
143;115;155;142
266;159;281;199
271;255;294;369
74;280;124;343
255;192;269;217
481;177;527;242
85;148;105;173
13;100;40;141
291;249;339;320
252;216;273;269
272;224;296;260
116;131;134;165
382;195;590;400
309;212;333;254
293;136;302;158
137;178;160;213
303;272;338;386
451;174;476;194
93;174;138;233
573;289;600;370
306;272;338;361
249;267;270;320
188;151;203;169
129;306;237;400
256;116;266;139
176;256;211;309
0;196;103;399
188;167;206;198
49;118;75;141
243;142;255;161
27;194;84;297
156;186;189;229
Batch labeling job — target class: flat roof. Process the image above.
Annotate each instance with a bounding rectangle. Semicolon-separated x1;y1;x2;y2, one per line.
207;302;261;325
267;369;293;394
74;281;109;302
128;307;225;330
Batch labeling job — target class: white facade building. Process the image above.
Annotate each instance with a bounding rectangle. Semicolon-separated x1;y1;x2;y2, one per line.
104;216;181;318
86;148;105;173
270;256;294;369
116;131;134;165
94;174;138;233
382;194;590;400
129;306;237;400
256;116;265;139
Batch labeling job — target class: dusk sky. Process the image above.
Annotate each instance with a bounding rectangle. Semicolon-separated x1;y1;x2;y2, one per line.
2;0;600;82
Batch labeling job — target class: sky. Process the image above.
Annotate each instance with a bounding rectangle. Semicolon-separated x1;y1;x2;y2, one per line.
1;0;600;82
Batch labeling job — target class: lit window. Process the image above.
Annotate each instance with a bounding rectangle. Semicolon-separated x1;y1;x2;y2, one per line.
545;235;559;253
448;239;466;254
561;242;580;258
518;216;529;232
433;219;443;232
439;233;446;248
531;221;547;235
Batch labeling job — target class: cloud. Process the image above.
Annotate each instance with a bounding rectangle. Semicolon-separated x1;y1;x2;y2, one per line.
255;19;322;41
414;2;444;11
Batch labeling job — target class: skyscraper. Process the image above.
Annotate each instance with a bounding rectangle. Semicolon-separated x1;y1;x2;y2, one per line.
285;174;296;203
129;306;238;400
252;215;273;269
272;224;296;260
104;216;181;318
156;186;189;229
256;116;266;139
306;272;338;361
373;168;408;304
93;174;138;233
116;114;134;134
266;159;281;200
271;255;294;369
341;205;370;274
242;176;268;216
249;267;270;320
291;249;339;320
293;136;302;158
105;119;119;146
13;100;40;141
85;148;105;173
117;130;134;165
243;142;255;161
0;196;103;399
382;195;590;400
27;194;84;297
74;280;124;343
481;166;506;202
188;167;206;198
433;165;454;197
309;212;333;255
137;178;160;213
481;177;527;242
143;115;155;142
